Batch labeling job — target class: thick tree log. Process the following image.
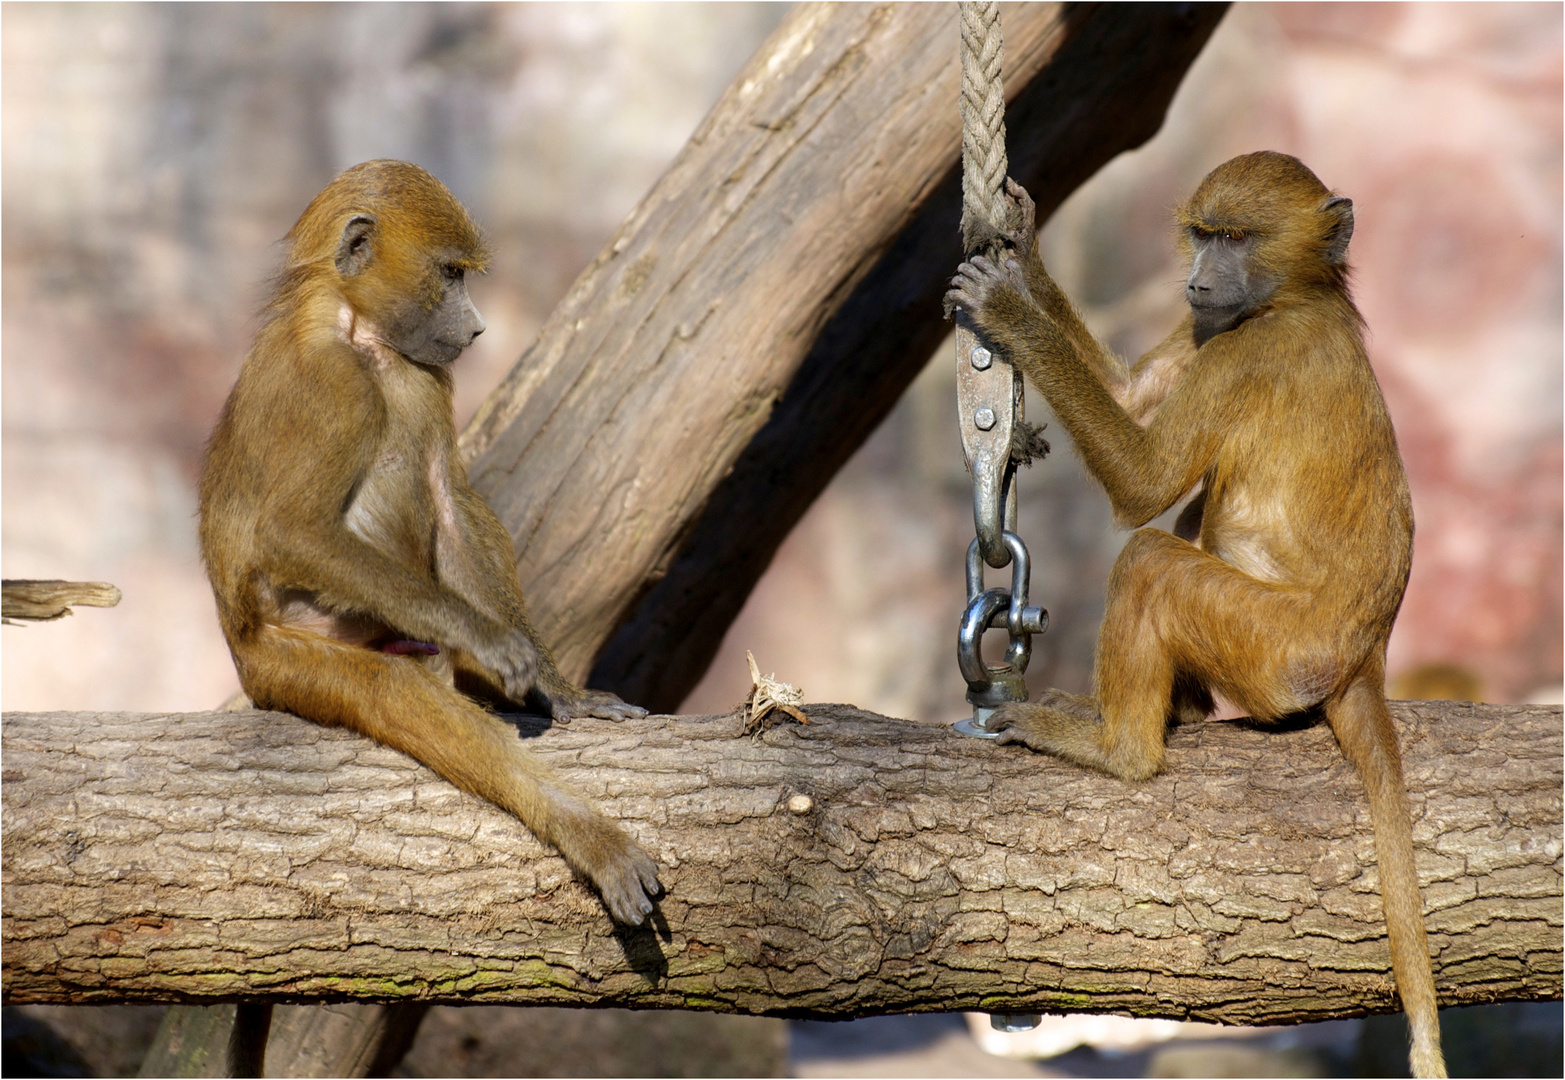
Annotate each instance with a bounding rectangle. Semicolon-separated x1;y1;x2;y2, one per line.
4;701;1559;1023
457;2;1230;711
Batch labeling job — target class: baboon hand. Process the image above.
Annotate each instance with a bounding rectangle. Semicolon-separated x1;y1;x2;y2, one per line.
471;630;541;703
1000;177;1038;252
944;255;1030;321
551;688;648;723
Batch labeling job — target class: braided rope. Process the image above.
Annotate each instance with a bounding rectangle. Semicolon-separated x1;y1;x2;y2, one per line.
959;1;1008;253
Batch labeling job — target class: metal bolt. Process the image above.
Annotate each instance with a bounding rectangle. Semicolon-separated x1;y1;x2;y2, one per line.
970;346;992;371
990;1013;1042;1032
973;407;996;431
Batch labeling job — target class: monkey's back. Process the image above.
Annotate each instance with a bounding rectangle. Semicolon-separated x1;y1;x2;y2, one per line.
199;315;390;645
199;358;269;643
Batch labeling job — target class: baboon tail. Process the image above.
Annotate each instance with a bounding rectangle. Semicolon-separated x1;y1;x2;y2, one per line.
1326;669;1446;1079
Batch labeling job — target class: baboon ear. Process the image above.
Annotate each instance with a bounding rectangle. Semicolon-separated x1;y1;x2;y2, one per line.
1321;196;1354;265
335;214;377;277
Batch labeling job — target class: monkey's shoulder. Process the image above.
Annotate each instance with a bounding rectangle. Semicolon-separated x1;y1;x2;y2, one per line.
231;333;381;418
1197;304;1367;390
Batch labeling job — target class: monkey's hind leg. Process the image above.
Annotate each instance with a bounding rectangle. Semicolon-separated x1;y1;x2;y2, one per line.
993;531;1198;780
236;626;661;926
1327;668;1446;1078
994;530;1322;781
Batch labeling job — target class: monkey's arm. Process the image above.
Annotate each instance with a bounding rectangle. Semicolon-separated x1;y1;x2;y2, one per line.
258;516;490;639
445;482;647;722
1011;251;1134;401
983;179;1135;399
982;180;1198;426
1005;230;1198;425
985;247;1197;427
964;177;1183;425
948;255;1217;526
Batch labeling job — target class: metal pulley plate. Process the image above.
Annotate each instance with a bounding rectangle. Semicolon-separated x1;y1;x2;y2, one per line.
955;324;1022;568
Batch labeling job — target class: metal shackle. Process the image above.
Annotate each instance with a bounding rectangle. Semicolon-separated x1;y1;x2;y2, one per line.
958;587;1027;688
957;532;1048;691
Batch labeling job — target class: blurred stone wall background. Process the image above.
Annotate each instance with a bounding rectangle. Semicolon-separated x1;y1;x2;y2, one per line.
2;2;1560;1077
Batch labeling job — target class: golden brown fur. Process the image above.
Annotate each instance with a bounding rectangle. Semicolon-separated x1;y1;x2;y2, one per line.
201;160;660;926
946;152;1443;1077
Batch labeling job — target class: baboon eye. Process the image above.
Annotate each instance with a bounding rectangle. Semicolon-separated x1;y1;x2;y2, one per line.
441;264;463;283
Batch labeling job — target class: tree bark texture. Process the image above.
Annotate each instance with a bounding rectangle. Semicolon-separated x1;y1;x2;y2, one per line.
4;701;1559;1024
456;2;1231;711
